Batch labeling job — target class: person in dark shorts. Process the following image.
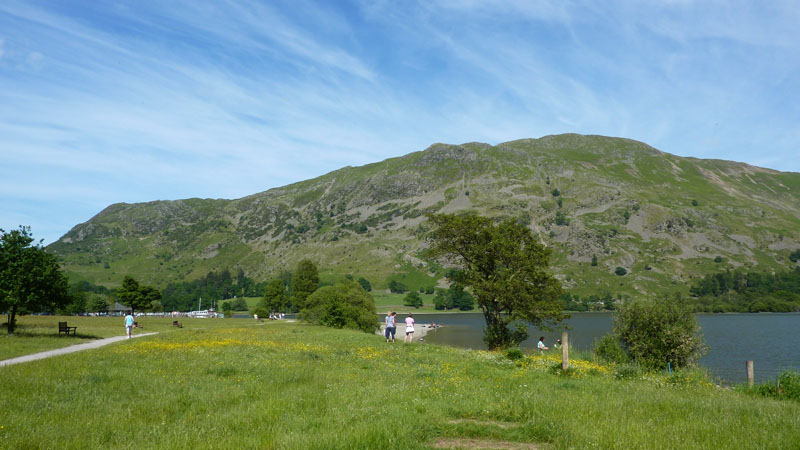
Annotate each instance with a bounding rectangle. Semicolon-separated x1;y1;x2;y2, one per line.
385;311;396;342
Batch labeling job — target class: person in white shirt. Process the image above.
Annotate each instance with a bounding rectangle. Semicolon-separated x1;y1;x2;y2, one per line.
537;336;549;351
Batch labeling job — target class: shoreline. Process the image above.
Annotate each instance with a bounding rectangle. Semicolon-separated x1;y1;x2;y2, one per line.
377;323;441;340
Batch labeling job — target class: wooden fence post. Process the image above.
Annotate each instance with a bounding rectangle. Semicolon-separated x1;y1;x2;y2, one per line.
746;360;754;388
561;331;569;371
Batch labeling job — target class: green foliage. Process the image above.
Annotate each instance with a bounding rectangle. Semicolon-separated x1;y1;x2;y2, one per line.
427;213;565;349
615;267;627;276
162;269;264;312
117;276;160;314
554;211;569;226
551;188;560;197
691;199;699;206
221;301;232;313
752;370;800;401
251;307;269;319
433;288;447;310
790;249;800;263
688;268;800;312
714;256;723;263
0;227;71;334
560;292;621;312
261;279;288;312
450;283;475;310
356;277;372;292
613;299;706;370
594;334;629;364
87;294;110;313
292;259;319;311
403;291;423;308
300;280;377;333
591;255;598;266
433;284;474;311
229;297;248;311
387;279;408;294
505;348;524;361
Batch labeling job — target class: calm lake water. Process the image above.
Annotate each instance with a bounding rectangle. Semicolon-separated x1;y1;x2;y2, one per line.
408;312;800;384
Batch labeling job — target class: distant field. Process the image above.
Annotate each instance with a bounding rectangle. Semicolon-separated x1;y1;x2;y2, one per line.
371;292;470;314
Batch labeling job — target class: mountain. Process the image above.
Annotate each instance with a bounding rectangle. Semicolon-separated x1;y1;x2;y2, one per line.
48;134;800;298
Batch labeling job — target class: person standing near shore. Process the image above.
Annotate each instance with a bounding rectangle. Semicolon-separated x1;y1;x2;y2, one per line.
124;312;135;339
404;314;415;343
537;336;549;351
385;311;396;342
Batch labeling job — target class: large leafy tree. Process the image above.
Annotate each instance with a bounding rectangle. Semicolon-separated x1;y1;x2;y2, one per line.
261;279;287;312
0;227;70;334
292;259;319;311
427;213;565;349
403;291;423;308
117;276;160;314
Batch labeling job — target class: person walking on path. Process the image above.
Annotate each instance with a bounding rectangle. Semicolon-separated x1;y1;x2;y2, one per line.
125;312;135;339
385;311;397;342
404;314;415;343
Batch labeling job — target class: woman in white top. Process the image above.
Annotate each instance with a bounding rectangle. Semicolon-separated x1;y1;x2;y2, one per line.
537;336;549;351
404;314;415;343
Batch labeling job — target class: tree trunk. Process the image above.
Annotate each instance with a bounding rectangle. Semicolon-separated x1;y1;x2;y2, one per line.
7;304;17;334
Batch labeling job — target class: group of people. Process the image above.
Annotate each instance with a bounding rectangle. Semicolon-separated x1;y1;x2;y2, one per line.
384;311;416;343
537;337;562;351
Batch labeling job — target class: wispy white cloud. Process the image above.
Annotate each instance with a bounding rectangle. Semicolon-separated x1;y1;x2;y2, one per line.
1;0;798;244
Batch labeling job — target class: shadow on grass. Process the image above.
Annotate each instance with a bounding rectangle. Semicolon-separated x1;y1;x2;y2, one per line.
1;330;104;341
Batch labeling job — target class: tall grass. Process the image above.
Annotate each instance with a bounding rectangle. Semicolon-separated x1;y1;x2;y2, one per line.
1;320;798;449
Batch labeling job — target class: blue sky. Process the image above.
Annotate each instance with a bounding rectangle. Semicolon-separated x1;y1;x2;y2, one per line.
1;0;798;244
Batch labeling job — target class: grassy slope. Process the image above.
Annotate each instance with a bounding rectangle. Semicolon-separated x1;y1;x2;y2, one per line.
1;318;799;449
49;134;800;298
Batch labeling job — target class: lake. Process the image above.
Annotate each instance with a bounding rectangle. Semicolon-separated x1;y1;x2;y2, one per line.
405;312;800;384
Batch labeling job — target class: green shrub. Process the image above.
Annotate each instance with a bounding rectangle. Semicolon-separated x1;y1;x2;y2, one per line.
403;291;423;308
615;267;627;276
505;348;524;361
594;334;629;364
251;307;269;319
613;299;706;370
754;370;800;401
300;281;378;333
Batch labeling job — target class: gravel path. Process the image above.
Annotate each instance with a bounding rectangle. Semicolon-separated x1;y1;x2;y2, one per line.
0;332;158;368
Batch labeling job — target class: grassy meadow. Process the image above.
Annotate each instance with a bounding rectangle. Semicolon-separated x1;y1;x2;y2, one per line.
1;317;799;449
0;315;237;361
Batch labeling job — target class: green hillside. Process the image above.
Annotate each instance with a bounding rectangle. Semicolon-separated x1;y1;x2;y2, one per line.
48;134;800;297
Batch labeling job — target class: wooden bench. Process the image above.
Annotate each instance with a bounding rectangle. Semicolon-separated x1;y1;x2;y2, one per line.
58;321;77;336
172;320;182;328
